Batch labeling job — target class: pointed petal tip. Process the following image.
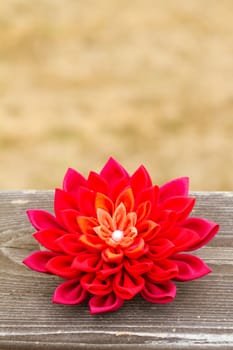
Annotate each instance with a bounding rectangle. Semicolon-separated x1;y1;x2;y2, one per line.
22;256;29;267
52;278;88;305
23;251;58;273
63;167;87;193
23;252;47;273
26;209;40;228
172;254;212;281
159;177;190;203
100;157;129;183
183;218;220;251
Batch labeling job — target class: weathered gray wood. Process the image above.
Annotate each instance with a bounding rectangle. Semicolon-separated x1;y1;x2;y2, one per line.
0;191;233;349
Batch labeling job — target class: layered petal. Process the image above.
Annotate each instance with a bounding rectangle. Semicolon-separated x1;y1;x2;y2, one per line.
77;187;96;217
148;239;175;261
87;171;109;195
124;237;147;259
115;188;135;213
130;165;152;196
33;228;67;252
63;168;87;193
77;216;98;235
23;251;58;273
159;177;189;203
54;189;78;221
124;257;153;275
56;234;84;255
27;210;61;231
53;278;88;305
155;210;177;232
159;196;195;222
58;209;80;234
95;192;114;215
141;281;176;303
136;201;152;223
171;254;212;281
46;255;80;279
113;270;145;300
146;259;178;282
100;157;129;184
79;233;106;250
165;227;200;253
72;252;102;272
81;273;112;295
97;263;123;279
109;177;130;202
89;293;124;315
137;220;160;241
182;218;220;251
102;247;124;264
136;186;159;208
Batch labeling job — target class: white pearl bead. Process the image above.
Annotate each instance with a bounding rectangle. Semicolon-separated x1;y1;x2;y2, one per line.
111;230;124;242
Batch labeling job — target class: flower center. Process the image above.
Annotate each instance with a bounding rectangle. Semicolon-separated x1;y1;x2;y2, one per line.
94;202;138;248
111;230;124;242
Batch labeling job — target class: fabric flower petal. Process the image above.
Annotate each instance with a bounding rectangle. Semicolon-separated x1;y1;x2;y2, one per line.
58;209;80;234
56;234;84;255
115;188;135;213
159;177;189;203
102;247;124;264
136;201;152;223
130;165;152;196
87;171;109;195
113;270;145;300
23;251;58;273
53;278;88;304
46;255;80;279
124;237;147;259
141;281;176;303
27;210;61;230
109;177;130;202
165;227;200;253
77;187;96;217
155;210;177;232
77;216;98;235
81;273;112;296
136;186;159;208
124;258;153;275
79;233;106;250
100;157;129;184
63;168;87;193
72;252;102;272
97;263;123;279
33;228;67;252
182;218;220;251
148;239;175;261
137;220;160;241
146;259;178;282
171;254;212;281
54;189;78;220
160;196;195;222
95;192;114;215
89;293;124;315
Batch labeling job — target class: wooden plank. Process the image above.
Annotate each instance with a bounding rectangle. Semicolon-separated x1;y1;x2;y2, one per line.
0;191;233;349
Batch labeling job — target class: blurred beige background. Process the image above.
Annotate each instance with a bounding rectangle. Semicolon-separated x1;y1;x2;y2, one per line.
0;0;232;190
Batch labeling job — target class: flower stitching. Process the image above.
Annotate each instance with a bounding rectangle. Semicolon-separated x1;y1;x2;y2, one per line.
23;158;219;314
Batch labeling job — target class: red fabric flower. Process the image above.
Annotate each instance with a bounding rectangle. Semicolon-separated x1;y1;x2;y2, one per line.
23;158;219;314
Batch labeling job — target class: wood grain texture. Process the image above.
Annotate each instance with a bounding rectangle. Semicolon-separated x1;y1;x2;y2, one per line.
0;191;233;349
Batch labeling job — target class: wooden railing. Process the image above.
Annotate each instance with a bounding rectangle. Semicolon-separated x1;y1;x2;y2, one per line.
0;191;233;349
